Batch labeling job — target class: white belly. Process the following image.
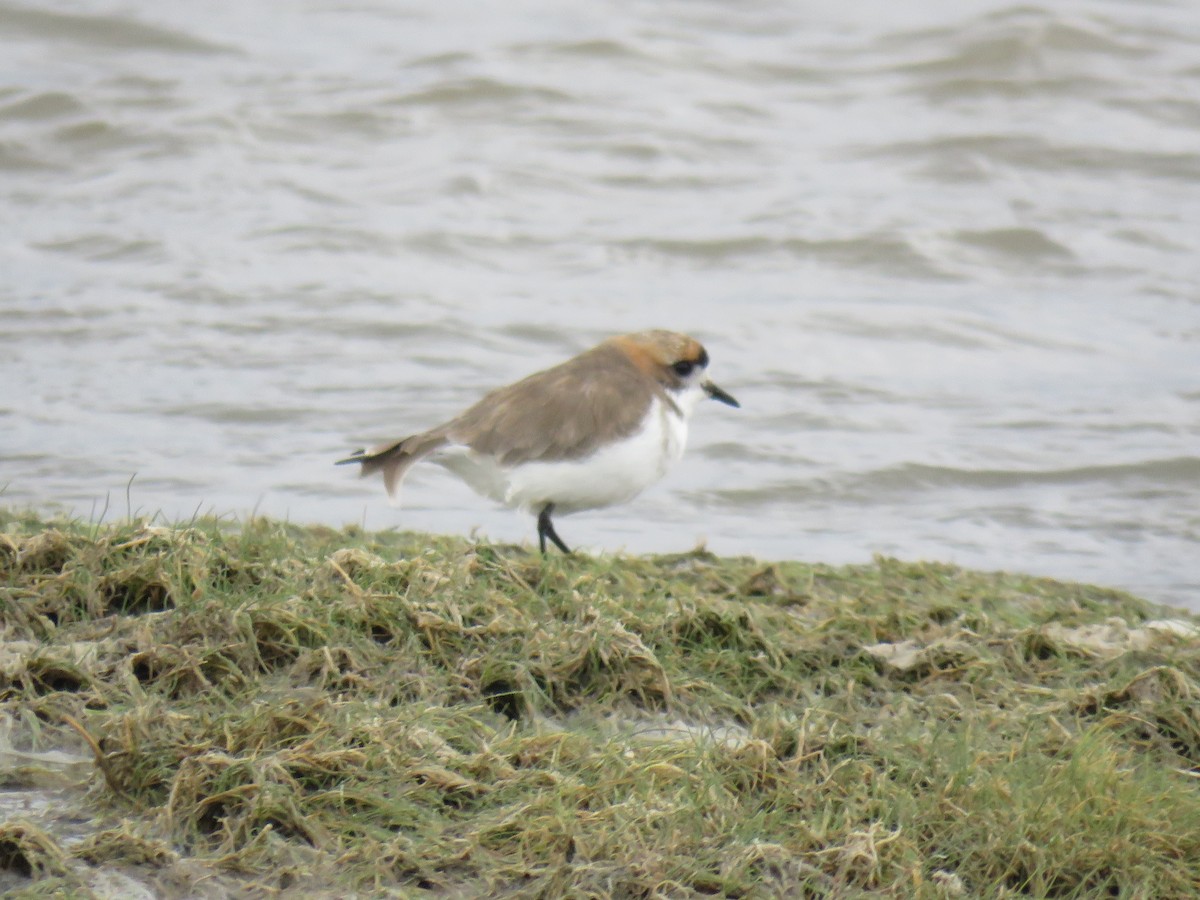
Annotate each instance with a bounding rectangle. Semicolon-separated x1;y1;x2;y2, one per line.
433;397;688;515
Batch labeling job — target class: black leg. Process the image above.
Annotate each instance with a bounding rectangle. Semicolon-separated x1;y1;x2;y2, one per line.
537;503;571;555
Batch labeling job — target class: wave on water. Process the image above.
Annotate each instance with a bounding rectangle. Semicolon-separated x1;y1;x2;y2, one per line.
0;3;233;54
706;457;1200;506
3;0;1198;606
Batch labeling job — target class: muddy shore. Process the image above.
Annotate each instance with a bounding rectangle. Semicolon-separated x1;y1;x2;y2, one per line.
2;513;1198;897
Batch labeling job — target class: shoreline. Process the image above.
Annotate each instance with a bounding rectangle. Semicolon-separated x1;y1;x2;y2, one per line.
3;511;1199;897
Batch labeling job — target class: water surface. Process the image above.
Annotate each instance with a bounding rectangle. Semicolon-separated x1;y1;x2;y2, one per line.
3;0;1198;607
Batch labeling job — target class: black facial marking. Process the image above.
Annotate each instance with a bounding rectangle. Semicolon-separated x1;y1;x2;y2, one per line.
672;346;708;378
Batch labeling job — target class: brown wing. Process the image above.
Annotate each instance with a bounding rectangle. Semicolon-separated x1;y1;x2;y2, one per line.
447;341;658;467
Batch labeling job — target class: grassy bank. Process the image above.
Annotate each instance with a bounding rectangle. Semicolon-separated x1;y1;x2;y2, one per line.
1;510;1198;898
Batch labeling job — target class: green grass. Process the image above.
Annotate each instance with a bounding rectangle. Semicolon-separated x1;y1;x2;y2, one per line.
1;510;1198;897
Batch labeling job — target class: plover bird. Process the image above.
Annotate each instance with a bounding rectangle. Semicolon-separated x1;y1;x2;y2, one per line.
337;329;739;553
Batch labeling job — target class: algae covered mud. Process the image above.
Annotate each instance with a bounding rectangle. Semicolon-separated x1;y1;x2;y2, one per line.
2;512;1200;898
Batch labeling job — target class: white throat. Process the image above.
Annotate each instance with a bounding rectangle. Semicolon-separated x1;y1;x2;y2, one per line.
670;380;708;420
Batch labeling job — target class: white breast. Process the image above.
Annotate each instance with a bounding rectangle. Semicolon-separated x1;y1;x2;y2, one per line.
433;395;690;516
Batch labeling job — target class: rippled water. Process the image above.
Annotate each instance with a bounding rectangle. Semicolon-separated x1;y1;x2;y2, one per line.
3;0;1198;607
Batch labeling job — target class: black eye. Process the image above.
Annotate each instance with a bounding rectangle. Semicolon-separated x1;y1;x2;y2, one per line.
672;360;695;377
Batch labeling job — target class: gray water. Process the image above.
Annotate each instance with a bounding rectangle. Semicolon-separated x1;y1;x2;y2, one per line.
3;0;1198;608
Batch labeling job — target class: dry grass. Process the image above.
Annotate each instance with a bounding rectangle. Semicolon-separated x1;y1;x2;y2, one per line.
1;509;1199;897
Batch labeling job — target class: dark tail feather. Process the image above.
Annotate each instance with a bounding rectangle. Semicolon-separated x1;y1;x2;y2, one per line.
335;434;446;505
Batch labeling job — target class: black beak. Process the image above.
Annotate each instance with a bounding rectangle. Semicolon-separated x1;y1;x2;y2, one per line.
703;380;740;408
